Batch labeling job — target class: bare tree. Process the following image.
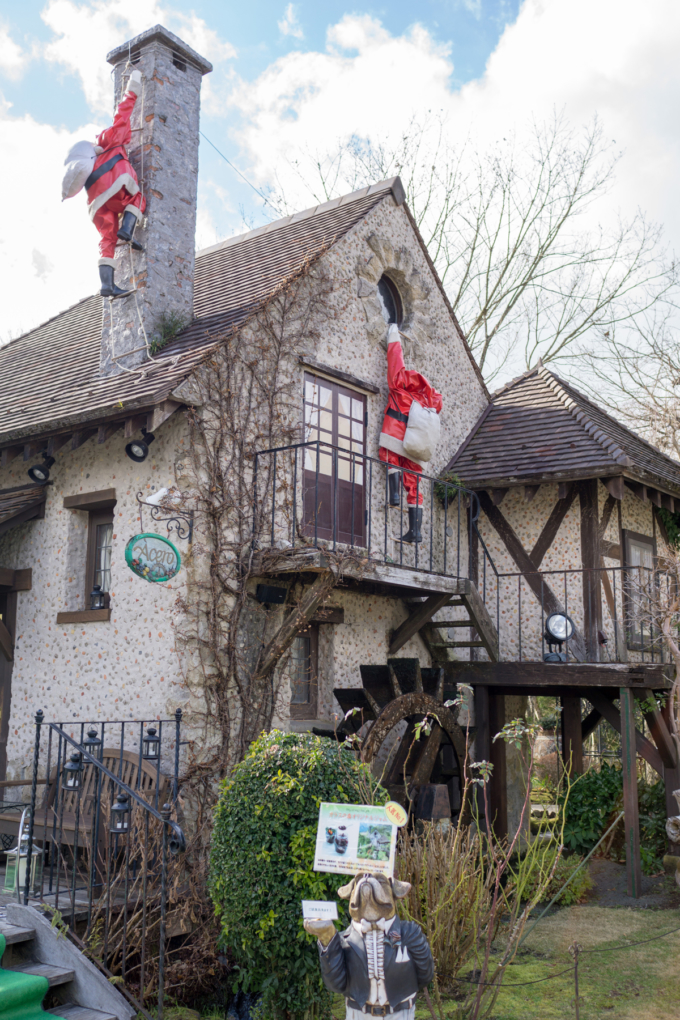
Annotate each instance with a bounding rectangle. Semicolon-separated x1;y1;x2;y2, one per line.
268;113;676;382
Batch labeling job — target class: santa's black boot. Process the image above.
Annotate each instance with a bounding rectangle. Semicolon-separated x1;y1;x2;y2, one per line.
401;507;423;543
99;265;131;299
388;472;401;507
117;210;143;251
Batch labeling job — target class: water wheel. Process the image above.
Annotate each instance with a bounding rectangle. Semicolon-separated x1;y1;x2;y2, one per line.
332;658;467;822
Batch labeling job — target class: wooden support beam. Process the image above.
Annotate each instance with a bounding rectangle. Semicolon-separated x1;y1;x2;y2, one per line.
561;696;583;775
602;476;625;500
147;399;181;433
620;687;642;898
46;434;72;457
530;483;576;568
660;492;675;512
444;660;672;689
580;479;602;660
0;620;13;662
389;593;452;656
255;571;337;680
581;706;602;741
586;689;664;776
0;446;22;468
23;442;42;462
98;422;123;444
557;482;570;499
490;487;508;507
478;490;587;661
626;480;648;503
636;688;677;768
488;693;507;840
661;697;680;852
524;485;540;503
71;429;97;451
124;414;148;439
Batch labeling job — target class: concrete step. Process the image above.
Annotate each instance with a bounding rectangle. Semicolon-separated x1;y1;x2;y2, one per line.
48;1006;118;1020
11;962;75;986
0;921;36;944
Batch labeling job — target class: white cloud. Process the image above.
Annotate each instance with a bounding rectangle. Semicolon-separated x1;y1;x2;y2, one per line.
0;21;31;79
41;0;236;115
278;4;304;40
461;0;482;19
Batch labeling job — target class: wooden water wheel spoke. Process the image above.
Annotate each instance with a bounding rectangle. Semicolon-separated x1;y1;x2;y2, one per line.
333;657;467;820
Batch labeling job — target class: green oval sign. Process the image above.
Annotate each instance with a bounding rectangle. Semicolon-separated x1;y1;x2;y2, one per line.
125;532;181;583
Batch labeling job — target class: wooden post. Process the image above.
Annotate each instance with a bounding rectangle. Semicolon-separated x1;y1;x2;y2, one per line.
579;480;602;661
488;693;507;839
620;687;642;898
661;696;680;856
560;696;584;776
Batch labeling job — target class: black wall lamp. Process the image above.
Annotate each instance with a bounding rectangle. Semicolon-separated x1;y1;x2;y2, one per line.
543;612;575;663
125;428;155;463
27;452;55;483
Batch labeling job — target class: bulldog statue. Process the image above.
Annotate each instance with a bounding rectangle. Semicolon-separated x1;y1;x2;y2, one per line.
304;873;434;1019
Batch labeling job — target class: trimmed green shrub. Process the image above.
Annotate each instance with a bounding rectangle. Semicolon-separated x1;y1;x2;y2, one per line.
522;849;594;905
209;730;387;1019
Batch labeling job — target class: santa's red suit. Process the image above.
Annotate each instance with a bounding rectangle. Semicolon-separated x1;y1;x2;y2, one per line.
87;75;146;267
379;325;443;506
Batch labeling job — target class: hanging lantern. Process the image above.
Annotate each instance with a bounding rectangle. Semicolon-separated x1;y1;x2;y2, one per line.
89;584;106;611
63;752;84;791
142;726;160;760
110;793;130;834
83;727;102;757
3;811;43;898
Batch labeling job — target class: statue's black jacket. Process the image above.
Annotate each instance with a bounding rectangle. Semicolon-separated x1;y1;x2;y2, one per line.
318;917;434;1008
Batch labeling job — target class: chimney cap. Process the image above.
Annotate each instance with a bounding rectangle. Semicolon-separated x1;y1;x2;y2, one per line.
106;23;213;75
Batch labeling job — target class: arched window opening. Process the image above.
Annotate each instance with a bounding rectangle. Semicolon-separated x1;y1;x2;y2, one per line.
377;275;403;326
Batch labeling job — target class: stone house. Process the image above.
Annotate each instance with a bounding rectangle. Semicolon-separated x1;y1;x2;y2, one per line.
0;24;678;902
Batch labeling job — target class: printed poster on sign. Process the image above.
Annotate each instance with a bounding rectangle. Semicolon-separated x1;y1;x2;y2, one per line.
313;802;400;878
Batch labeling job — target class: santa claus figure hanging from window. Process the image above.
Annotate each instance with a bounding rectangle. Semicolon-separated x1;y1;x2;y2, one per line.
379;319;442;545
62;68;146;300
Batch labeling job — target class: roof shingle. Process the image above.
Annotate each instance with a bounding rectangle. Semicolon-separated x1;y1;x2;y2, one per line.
447;364;680;497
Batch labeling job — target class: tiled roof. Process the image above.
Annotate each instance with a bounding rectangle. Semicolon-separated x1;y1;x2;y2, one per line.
0;483;47;537
447;364;680;496
0;180;401;448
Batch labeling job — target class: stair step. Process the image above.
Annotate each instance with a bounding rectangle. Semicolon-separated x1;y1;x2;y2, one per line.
429;620;472;628
12;962;75;987
433;641;485;648
0;921;36;945
47;1006;118;1020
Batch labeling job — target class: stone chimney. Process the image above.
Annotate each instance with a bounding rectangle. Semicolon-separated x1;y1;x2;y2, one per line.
100;25;212;376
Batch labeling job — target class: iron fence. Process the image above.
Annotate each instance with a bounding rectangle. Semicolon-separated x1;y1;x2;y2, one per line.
13;710;186;1020
252;439;496;581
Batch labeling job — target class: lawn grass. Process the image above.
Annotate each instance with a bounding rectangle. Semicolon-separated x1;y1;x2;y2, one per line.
411;906;680;1020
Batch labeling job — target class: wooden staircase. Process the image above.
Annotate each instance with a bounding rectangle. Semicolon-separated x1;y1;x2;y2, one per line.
388;578;499;663
0;904;132;1020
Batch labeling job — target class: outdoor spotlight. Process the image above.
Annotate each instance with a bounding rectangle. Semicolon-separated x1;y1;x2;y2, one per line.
543;612;575;663
89;584;107;611
27;452;55;483
110;792;131;834
125;428;155;463
142;726;160;761
63;752;84;791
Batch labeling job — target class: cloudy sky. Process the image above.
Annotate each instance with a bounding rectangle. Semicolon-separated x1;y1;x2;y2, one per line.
2;0;679;361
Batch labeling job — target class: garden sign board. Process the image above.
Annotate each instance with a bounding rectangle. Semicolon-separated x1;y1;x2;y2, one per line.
125;532;181;583
313;802;402;879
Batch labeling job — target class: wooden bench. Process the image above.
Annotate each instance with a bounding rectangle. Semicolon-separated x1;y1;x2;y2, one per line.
0;750;172;850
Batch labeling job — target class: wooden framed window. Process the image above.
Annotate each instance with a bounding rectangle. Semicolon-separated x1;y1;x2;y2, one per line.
289;624;319;720
622;529;655;650
303;373;366;547
86;510;114;598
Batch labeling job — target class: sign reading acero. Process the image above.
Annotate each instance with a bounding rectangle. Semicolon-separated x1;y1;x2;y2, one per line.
125;533;181;583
